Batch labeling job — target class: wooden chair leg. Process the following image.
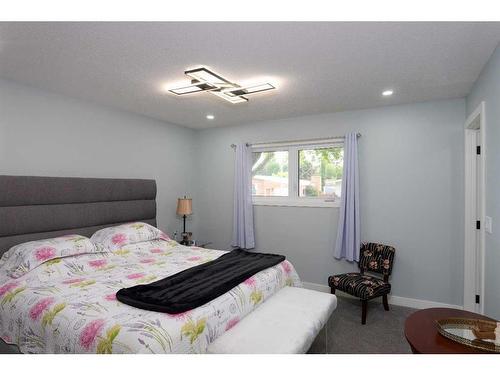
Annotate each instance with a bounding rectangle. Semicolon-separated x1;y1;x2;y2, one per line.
361;300;367;325
383;294;389;311
330;286;336;295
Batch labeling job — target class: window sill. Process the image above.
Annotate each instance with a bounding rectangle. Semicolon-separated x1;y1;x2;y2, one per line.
252;198;340;208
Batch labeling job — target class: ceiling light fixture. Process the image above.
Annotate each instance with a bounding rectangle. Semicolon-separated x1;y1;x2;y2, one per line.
185;67;233;88
168;66;275;104
382;89;394;96
206;114;215;120
169;85;203;95
223;83;276;97
211;90;249;104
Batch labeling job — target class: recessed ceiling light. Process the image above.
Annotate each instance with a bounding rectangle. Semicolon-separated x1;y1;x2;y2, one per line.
168;66;275;104
206;114;215;120
382;90;394;96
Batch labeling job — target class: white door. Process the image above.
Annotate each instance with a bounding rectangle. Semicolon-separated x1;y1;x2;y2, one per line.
464;103;485;313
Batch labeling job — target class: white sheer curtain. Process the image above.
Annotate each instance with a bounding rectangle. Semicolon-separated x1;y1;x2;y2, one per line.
232;142;255;249
334;132;360;261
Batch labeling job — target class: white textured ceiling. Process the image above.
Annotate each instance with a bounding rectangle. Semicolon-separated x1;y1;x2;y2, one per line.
0;22;499;129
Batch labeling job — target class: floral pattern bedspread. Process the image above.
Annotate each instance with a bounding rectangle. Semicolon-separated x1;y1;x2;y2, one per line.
0;240;301;353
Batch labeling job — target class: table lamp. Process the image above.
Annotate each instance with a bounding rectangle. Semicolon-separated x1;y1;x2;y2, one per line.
176;196;192;244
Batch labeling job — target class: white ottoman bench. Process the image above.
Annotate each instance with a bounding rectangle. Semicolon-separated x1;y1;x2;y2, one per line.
207;286;337;354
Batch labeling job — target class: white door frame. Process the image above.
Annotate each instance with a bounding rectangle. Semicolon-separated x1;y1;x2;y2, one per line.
463;101;486;313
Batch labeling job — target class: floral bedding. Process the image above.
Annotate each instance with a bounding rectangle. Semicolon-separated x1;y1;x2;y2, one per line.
0;239;301;354
90;222;169;251
2;234;104;279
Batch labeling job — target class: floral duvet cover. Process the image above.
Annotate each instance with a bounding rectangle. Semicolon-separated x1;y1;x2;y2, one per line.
0;239;301;353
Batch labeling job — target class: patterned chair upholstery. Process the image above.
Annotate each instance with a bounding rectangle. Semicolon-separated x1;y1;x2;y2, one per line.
328;242;396;324
328;273;391;300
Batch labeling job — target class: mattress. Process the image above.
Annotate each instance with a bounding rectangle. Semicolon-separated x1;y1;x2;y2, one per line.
0;239;301;353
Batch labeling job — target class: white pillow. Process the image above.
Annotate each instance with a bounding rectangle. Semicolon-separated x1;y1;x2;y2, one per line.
1;234;103;278
90;222;169;251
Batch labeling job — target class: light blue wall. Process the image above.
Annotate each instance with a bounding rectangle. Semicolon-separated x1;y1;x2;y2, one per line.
195;99;465;306
466;44;500;319
0;78;198;238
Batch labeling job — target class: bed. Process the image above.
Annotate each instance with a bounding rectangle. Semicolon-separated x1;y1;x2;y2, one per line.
0;175;301;354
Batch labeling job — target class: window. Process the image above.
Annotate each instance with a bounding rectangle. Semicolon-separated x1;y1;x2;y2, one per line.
251;140;343;207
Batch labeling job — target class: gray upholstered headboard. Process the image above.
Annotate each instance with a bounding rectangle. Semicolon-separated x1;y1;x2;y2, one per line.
0;175;157;257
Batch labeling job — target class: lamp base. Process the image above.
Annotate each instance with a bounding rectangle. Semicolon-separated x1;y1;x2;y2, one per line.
180;231;193;246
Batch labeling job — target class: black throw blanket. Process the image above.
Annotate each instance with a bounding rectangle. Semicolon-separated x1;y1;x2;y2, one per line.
116;249;285;314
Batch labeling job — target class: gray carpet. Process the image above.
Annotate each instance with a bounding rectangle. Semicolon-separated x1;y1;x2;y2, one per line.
308;296;416;354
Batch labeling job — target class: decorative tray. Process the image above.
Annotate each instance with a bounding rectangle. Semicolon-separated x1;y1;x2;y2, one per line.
436;318;500;353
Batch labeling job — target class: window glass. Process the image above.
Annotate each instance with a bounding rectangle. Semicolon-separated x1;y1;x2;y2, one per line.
251;151;289;197
298;147;343;199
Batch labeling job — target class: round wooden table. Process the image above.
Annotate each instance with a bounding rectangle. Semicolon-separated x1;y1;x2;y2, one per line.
404;307;497;354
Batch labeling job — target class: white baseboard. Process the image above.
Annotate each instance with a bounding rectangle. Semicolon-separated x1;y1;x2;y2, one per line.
302;281;463;310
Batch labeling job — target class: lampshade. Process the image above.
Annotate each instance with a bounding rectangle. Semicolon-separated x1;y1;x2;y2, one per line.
176;197;193;216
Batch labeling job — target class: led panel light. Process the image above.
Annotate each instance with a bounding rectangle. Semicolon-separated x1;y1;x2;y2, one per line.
210;91;249;104
169;82;216;95
185;67;233;88
169;85;203;95
224;83;275;96
167;66;275;103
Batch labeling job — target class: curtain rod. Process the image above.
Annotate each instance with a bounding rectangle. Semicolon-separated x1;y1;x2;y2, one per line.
230;133;361;149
